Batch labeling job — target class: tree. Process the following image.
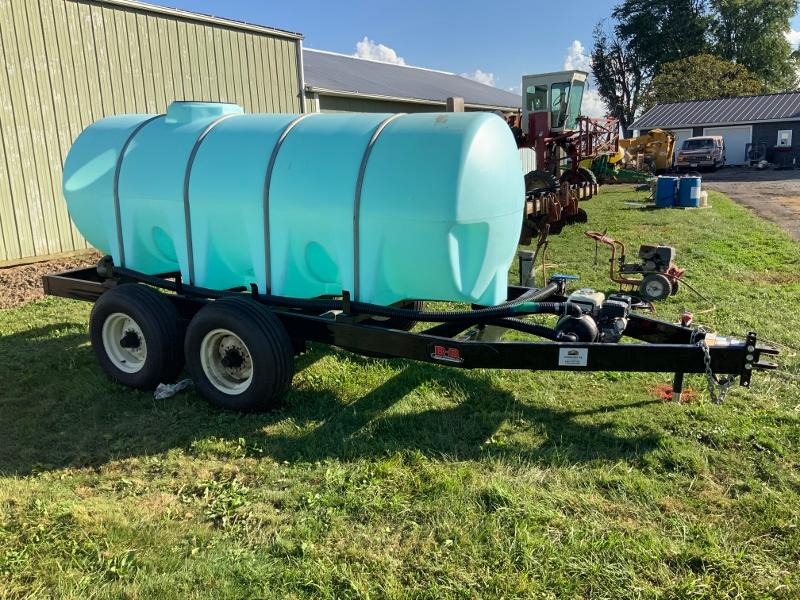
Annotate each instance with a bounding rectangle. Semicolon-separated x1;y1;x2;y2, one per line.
613;0;710;73
591;25;648;134
643;54;762;110
710;0;799;90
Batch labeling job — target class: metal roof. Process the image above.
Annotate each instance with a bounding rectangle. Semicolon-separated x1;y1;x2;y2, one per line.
88;0;303;40
632;92;800;130
303;49;522;110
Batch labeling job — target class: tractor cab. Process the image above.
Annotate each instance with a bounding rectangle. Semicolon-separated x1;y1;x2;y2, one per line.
521;70;588;137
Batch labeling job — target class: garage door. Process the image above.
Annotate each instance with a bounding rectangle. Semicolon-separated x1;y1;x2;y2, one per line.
703;125;752;166
668;129;694;165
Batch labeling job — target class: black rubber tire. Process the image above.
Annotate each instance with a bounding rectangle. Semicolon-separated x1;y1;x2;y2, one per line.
184;296;294;412
639;274;673;301
670;279;680;296
560;166;597;186
525;170;558;193
89;283;184;389
363;300;425;331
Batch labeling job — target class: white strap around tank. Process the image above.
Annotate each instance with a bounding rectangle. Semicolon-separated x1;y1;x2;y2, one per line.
183;112;244;285
352;113;405;300
112;115;163;267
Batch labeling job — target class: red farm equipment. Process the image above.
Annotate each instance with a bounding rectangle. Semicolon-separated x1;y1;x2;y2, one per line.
510;70;619;242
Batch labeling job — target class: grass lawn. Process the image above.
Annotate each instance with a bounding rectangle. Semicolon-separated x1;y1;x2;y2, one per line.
1;187;799;599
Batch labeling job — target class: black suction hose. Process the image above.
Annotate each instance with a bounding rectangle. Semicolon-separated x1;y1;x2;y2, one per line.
114;267;577;323
489;318;579;342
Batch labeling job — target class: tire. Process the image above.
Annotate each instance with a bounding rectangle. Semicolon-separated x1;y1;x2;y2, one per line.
184;296;294;412
639;274;673;301
670;279;680;296
363;300;424;331
89;284;184;389
524;170;558;194
560;166;597;186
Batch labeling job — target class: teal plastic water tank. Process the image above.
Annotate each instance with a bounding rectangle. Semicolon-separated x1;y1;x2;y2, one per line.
63;102;524;306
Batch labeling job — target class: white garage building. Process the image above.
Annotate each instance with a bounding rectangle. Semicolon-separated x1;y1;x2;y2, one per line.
632;92;800;167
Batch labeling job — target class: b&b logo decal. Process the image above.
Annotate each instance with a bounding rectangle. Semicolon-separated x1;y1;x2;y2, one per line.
430;344;464;364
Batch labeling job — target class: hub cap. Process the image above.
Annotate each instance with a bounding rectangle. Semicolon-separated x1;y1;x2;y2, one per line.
102;312;147;373
644;279;667;298
200;329;253;395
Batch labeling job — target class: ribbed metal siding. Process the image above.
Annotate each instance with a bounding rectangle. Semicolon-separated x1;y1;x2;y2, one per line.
0;0;302;266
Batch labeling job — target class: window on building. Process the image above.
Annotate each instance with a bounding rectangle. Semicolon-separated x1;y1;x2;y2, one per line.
777;130;793;147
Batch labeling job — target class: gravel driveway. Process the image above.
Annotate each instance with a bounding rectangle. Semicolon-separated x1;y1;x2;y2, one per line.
702;168;800;239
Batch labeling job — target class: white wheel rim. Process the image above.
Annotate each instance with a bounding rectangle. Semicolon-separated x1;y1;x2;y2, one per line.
102;312;147;373
645;279;666;297
200;328;254;395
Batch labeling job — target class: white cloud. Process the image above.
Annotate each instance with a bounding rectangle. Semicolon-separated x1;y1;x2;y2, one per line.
786;28;800;48
507;84;521;95
563;40;591;72
353;37;405;65
561;40;606;118
461;69;496;87
580;89;607;118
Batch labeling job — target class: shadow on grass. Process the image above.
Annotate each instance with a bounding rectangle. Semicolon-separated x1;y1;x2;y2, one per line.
0;324;662;476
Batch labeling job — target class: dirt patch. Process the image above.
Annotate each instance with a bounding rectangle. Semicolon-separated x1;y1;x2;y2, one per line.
652;384;699;403
0;252;101;310
740;271;800;285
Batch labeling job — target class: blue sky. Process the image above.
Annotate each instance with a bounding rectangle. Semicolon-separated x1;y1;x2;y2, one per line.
159;0;799;115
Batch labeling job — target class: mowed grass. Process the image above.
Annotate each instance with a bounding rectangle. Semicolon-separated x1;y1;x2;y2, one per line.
1;187;799;599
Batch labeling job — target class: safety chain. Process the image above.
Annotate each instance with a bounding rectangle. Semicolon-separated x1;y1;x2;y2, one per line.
698;338;738;404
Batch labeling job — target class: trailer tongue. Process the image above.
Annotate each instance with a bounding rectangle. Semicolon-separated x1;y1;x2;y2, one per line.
43;262;777;411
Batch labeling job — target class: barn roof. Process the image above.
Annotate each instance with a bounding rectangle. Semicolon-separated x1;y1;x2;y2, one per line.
303;49;522;111
632;92;800;130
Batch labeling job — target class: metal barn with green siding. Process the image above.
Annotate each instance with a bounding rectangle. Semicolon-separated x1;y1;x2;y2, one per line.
0;0;304;266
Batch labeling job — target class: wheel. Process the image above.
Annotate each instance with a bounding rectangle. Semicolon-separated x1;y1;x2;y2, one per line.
639;274;673;301
89;284;184;388
524;170;558;194
184;296;294;412
363;300;424;331
560;166;597;186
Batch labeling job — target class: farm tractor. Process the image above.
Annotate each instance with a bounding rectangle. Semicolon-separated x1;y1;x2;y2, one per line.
509;70;619;242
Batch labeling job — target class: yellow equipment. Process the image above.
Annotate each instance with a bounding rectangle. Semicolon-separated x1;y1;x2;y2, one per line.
619;129;675;173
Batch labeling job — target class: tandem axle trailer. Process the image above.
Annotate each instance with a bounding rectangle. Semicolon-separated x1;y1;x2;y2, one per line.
43;259;778;412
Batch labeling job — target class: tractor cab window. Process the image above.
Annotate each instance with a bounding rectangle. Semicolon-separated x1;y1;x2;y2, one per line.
525;85;547;112
566;80;584;130
550;81;571;128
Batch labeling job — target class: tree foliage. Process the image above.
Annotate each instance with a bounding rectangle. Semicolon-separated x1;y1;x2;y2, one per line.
591;0;799;126
710;0;799;90
643;54;763;110
590;25;647;133
613;0;710;73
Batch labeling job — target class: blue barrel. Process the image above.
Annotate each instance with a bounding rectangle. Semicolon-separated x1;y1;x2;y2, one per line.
655;176;678;207
678;176;702;208
63;102;524;307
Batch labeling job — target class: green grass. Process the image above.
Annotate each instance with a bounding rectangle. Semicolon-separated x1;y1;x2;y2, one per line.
1;187;799;599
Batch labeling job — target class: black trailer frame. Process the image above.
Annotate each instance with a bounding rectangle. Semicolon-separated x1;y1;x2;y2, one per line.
42;264;778;401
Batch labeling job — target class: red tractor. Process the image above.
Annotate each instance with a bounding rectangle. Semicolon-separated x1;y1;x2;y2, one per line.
510;70;619;241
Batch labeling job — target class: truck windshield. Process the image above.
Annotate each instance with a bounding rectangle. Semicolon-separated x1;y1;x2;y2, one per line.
566;80;585;129
551;81;571;128
683;139;714;151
